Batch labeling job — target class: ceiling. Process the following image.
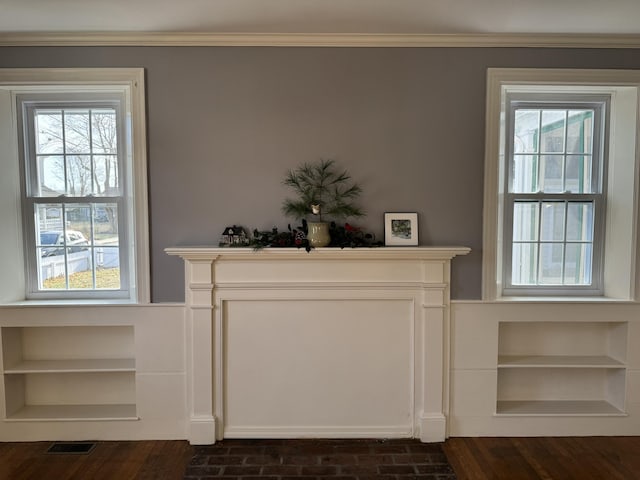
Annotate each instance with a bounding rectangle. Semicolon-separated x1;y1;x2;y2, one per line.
2;0;640;36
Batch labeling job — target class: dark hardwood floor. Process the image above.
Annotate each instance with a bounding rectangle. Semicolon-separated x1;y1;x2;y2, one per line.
0;437;638;479
0;440;193;480
443;437;640;480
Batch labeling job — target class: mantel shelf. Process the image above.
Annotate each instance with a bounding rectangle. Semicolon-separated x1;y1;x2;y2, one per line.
165;246;470;261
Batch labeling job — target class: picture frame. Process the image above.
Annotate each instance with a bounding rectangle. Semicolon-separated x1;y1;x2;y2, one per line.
384;212;418;246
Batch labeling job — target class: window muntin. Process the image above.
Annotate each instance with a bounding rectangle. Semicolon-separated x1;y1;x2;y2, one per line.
21;98;129;298
503;96;607;295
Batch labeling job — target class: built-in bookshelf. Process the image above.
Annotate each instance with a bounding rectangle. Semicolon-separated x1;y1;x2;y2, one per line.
1;326;137;421
496;321;628;416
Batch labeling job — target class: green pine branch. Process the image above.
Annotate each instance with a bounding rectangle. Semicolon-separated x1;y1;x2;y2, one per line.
282;159;365;221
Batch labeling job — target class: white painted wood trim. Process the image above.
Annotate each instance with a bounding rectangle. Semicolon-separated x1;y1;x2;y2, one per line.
449;301;640;437
3;32;640;48
0;68;150;304
224;425;412;438
482;68;640;301
171;247;468;444
482;69;504;301
128;69;151;304
166;246;470;261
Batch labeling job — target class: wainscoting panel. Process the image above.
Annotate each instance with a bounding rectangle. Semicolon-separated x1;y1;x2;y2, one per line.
223;298;413;438
450;301;640;437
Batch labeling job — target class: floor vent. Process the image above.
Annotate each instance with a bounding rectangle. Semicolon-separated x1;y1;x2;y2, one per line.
46;442;96;454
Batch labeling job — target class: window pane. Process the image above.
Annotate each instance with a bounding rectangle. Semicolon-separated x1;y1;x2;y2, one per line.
513;202;539;241
35;110;63;154
95;247;121;289
512;243;538;285
541;110;565;153
36;204;64;241
38;250;67;290
35;202;121;292
67;155;92;196
567;110;593;154
540;155;563;193
64;204;92;244
539;243;564;284
64;110;91;154
514;110;540;153
67;249;95;289
566;202;593;242
94;205;120;290
565;155;592;193
93;155;119;195
512;155;538;193
564;243;593;285
91;109;118;154
37;155;66;196
93;204;119;245
540;202;566;241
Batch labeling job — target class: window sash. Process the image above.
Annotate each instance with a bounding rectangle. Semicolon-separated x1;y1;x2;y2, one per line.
502;96;608;296
503;192;604;294
20;96;130;299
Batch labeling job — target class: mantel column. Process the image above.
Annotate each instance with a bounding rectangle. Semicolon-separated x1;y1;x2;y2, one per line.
184;257;217;444
417;259;450;442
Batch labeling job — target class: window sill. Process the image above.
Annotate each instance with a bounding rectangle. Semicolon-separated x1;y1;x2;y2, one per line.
489;296;637;304
0;299;143;308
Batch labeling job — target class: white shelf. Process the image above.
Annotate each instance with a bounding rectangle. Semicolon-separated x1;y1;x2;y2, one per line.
1;326;137;422
5;404;138;422
498;355;625;368
496;321;628;418
4;358;135;374
496;400;626;416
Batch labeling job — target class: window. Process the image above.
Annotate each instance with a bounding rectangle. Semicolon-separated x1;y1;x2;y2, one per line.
20;97;129;298
504;95;607;295
0;69;149;303
483;69;640;300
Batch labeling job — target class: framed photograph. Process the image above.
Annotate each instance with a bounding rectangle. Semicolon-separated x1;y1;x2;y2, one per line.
384;212;418;246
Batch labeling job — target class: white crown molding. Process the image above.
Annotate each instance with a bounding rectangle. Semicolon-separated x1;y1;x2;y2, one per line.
2;32;640;48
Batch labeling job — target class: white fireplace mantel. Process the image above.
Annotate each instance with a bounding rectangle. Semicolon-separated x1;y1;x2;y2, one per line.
166;246;469;444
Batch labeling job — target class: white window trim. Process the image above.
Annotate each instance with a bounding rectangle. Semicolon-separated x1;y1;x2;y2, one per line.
0;68;149;304
483;68;640;301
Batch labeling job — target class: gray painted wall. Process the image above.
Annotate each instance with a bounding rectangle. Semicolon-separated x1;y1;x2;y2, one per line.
1;46;639;302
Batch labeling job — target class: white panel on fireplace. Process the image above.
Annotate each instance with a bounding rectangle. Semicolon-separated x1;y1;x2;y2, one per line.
223;299;413;438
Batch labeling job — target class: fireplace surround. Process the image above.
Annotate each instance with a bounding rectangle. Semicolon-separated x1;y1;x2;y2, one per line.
166;246;469;444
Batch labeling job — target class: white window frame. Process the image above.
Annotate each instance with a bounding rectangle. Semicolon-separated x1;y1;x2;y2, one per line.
483;69;640;301
0;69;149;303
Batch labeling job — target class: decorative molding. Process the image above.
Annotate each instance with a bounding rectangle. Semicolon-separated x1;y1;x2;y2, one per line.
188;283;215;291
3;32;640;48
482;68;640;301
0;68;150;304
171;246;468;444
213;281;448;290
224;425;413;438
